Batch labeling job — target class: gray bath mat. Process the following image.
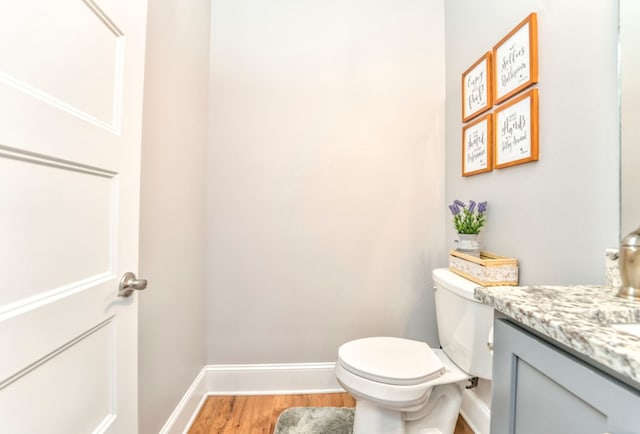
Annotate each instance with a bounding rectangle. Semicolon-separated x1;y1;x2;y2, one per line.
273;407;354;434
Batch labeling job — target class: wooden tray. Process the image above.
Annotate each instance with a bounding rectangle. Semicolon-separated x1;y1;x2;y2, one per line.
449;250;519;286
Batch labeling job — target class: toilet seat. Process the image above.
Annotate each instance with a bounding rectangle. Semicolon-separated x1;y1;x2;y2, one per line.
338;337;445;386
335;343;470;412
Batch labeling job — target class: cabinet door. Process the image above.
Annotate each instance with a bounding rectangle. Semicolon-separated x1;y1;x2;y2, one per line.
491;318;640;434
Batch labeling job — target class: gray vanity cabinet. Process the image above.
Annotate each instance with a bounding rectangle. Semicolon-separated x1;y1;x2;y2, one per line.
491;318;640;434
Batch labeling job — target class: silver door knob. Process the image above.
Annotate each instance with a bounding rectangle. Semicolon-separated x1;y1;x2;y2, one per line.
118;272;148;298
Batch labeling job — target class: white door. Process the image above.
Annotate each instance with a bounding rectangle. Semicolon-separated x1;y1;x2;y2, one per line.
0;0;148;432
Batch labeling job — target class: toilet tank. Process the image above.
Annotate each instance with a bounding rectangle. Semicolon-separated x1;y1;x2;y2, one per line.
432;268;493;380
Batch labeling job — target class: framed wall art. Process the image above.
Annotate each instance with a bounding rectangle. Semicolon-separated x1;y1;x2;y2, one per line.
462;51;492;122
462;112;493;176
493;12;538;105
494;88;539;169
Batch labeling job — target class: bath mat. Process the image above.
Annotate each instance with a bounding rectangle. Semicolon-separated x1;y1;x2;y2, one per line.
273;407;354;434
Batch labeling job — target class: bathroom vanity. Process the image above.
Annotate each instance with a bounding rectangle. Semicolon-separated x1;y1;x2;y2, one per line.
475;285;640;433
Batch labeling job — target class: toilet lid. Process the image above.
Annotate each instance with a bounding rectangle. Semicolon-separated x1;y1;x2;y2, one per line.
338;337;445;386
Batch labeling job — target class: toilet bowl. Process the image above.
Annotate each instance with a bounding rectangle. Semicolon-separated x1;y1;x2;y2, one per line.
335;268;493;434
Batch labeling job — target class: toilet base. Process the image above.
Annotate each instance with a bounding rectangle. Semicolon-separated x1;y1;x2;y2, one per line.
353;399;404;434
351;383;465;434
405;383;464;434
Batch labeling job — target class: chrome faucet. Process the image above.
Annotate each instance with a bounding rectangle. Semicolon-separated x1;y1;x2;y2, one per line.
618;225;640;300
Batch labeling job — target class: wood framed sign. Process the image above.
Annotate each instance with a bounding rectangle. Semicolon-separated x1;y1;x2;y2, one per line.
462;112;493;176
494;88;539;169
462;51;492;122
493;13;538;105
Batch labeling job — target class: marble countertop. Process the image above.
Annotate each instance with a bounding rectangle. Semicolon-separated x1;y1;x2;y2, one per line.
474;284;640;388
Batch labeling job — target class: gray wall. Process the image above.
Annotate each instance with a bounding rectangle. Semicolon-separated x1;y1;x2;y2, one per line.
138;0;210;432
206;0;446;364
621;0;640;237
445;0;619;285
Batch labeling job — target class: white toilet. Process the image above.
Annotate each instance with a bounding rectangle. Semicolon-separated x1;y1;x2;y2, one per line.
335;268;493;434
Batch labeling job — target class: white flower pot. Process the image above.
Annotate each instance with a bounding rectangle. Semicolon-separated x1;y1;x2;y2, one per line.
456;233;481;257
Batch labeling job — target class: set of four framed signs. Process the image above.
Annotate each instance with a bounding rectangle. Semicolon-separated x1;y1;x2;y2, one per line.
461;12;539;176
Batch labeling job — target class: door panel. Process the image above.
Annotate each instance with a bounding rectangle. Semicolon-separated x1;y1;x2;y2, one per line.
0;0;124;130
0;154;115;307
513;359;607;434
0;0;147;432
1;319;116;434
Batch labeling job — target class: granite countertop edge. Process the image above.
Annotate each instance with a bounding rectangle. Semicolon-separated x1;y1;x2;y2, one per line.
474;284;640;388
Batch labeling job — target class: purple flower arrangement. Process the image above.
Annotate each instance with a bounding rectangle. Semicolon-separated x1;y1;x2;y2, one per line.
448;199;487;234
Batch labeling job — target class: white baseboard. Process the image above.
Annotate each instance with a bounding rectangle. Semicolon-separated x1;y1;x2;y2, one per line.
158;367;209;434
205;362;342;395
160;362;342;433
460;388;491;434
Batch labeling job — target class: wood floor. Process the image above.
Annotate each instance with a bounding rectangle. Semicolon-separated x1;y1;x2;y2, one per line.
188;392;475;434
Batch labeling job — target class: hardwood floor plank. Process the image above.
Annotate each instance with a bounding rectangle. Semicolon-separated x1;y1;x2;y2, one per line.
455;415;475;434
188;392;474;433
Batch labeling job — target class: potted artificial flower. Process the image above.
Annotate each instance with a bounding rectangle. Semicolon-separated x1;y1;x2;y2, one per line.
448;199;487;256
